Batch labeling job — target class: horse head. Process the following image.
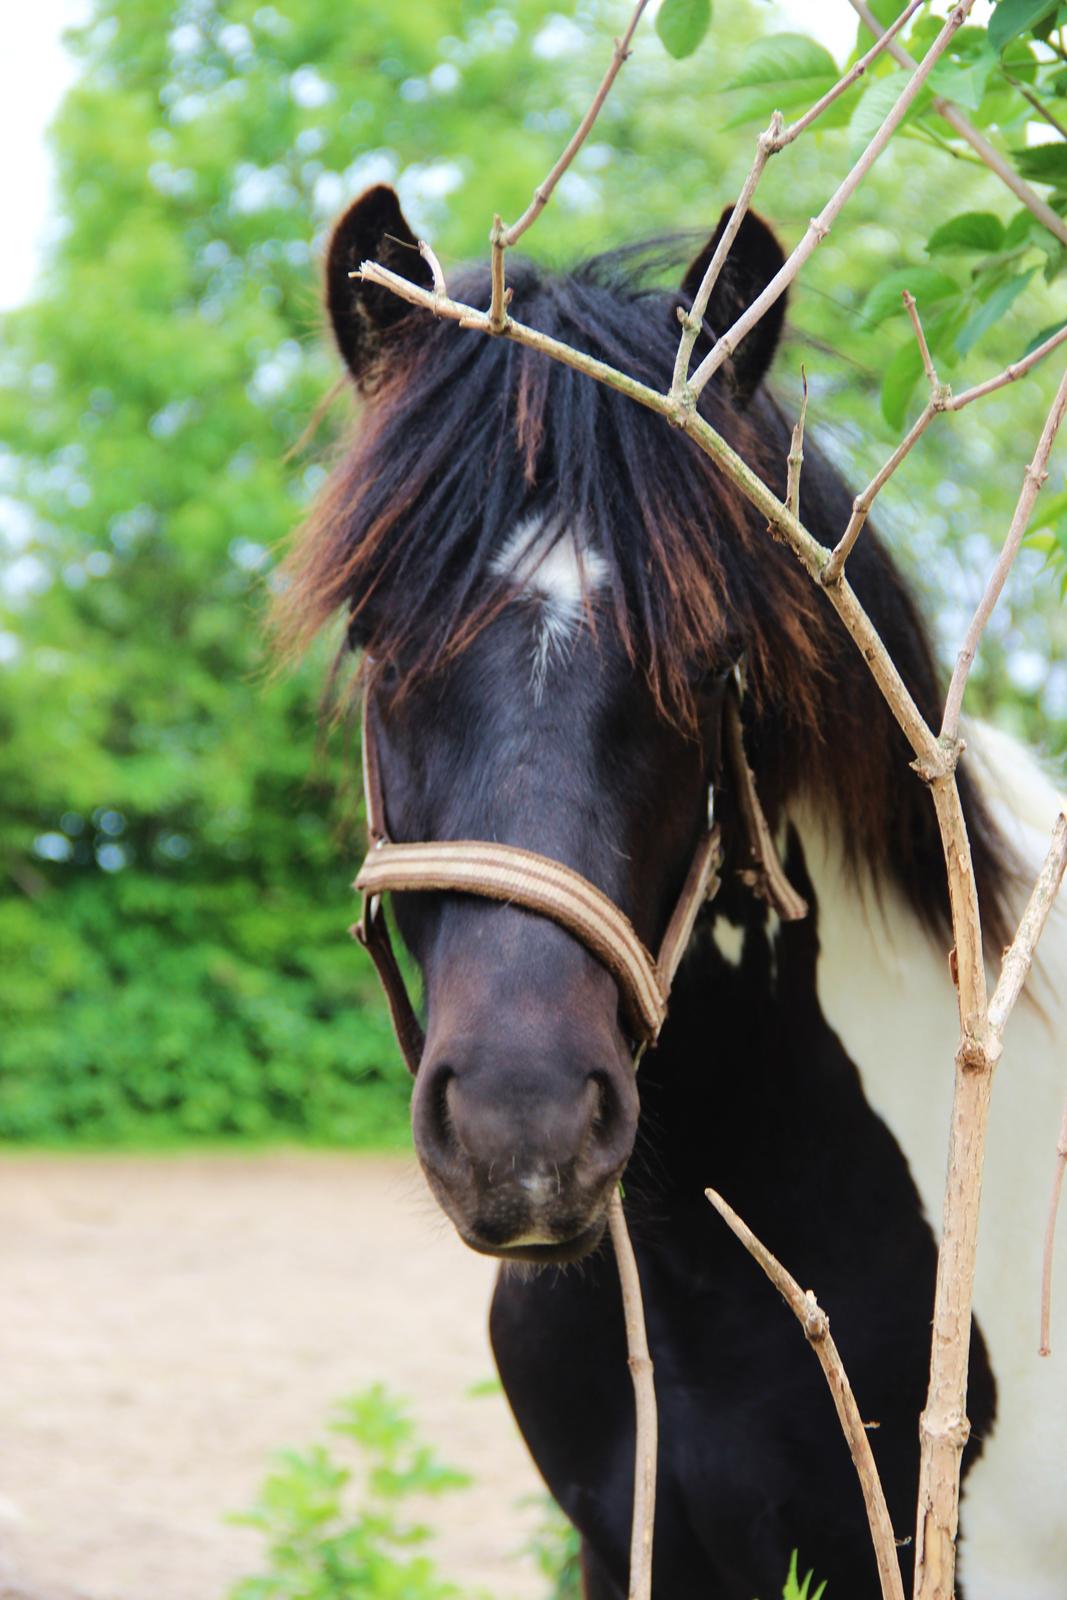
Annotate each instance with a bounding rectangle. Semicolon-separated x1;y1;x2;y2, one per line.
286;186;811;1261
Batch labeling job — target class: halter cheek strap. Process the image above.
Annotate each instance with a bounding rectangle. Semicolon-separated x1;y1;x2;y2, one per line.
351;671;805;1076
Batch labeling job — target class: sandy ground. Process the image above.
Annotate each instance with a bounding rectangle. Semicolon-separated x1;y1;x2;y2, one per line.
0;1153;548;1600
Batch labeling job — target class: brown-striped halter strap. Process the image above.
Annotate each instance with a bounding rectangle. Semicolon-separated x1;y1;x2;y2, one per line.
352;670;805;1075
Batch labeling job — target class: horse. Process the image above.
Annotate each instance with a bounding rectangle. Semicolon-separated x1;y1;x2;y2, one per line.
276;183;1067;1599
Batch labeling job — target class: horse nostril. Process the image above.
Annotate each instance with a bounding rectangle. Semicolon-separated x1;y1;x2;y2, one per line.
413;1060;458;1173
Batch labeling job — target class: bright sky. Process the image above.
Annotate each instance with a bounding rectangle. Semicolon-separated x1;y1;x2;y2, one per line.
2;3;981;313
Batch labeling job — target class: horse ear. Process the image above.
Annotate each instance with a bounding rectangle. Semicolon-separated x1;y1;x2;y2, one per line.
325;185;435;380
679;209;786;406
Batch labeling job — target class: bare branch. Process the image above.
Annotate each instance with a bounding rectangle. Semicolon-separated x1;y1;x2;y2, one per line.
941;366;1067;743
503;0;651;250
903;290;939;392
777;0;926;147
786;369;809;519
989;811;1067;1037
687;0;977;401
1040;1092;1067;1358
824;399;940;585
847;0;1067;249
823;318;1067;588
670;111;782;408
488;0;651;331
488;215;508;332
671;0;926;404
705;1187;906;1600
608;1190;657;1600
418;238;447;298
823;291;948;586
948;322;1067;410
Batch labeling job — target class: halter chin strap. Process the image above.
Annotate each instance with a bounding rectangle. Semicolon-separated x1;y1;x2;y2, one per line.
351;669;805;1076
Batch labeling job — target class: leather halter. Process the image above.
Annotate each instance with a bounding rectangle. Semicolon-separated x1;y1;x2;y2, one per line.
352;669;806;1076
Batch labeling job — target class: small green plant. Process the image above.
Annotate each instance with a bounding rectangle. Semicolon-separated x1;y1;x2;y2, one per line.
520;1496;583;1600
779;1548;828;1600
228;1385;474;1600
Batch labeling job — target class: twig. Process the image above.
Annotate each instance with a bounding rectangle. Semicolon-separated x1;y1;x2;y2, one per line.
941;366;1067;743
1040;1092;1067;1357
705;1187;906;1600
903;290;939;391
989;810;1067;1036
687;0;977;401
949;322;1067;409
503;0;650;250
847;0;1067;249
488;215;509;332
786;370;808;519
608;1189;657;1600
489;0;651;331
671;0;925;404
824;312;1067;589
824;292;948;586
418;239;446;298
999;68;1067;142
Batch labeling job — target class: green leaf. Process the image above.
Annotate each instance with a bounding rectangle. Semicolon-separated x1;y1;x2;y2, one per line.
881;339;925;431
861;266;959;328
989;0;1059;54
1025;317;1067;355
1012;143;1067;186
656;0;712;59
927;212;1005;254
928;54;994;113
955;269;1034;355
1004;208;1036;247
726;33;838;91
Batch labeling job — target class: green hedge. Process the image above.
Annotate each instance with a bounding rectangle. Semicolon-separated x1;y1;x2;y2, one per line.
0;868;409;1145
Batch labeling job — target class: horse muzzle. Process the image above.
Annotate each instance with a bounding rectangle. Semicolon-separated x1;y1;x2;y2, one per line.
411;1024;638;1262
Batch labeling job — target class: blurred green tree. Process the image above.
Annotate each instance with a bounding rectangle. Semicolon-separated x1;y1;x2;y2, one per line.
1;0;1064;1142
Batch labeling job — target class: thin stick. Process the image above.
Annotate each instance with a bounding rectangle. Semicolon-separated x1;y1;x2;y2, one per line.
418;239;446;298
824;292;948;586
824;400;939;584
1040;1095;1067;1357
786;370;809;519
824;318;1067;587
608;1189;657;1600
687;0;976;401
705;1187;906;1600
948;323;1067;410
488;215;508;332
941;367;1067;743
671;0;925;402
489;0;651;331
503;0;651;250
903;290;939;391
989;811;1067;1037
847;0;1067;249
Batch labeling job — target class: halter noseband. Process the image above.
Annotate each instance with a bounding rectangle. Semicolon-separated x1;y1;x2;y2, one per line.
351;669;806;1076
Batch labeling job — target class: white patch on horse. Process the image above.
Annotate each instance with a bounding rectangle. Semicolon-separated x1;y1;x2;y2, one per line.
492;515;608;702
789;722;1067;1598
711;917;745;967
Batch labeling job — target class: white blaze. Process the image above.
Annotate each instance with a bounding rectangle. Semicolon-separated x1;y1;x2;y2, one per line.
492;515;609;701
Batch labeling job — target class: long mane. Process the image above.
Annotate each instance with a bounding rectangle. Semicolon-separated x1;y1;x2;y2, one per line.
274;240;1011;942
